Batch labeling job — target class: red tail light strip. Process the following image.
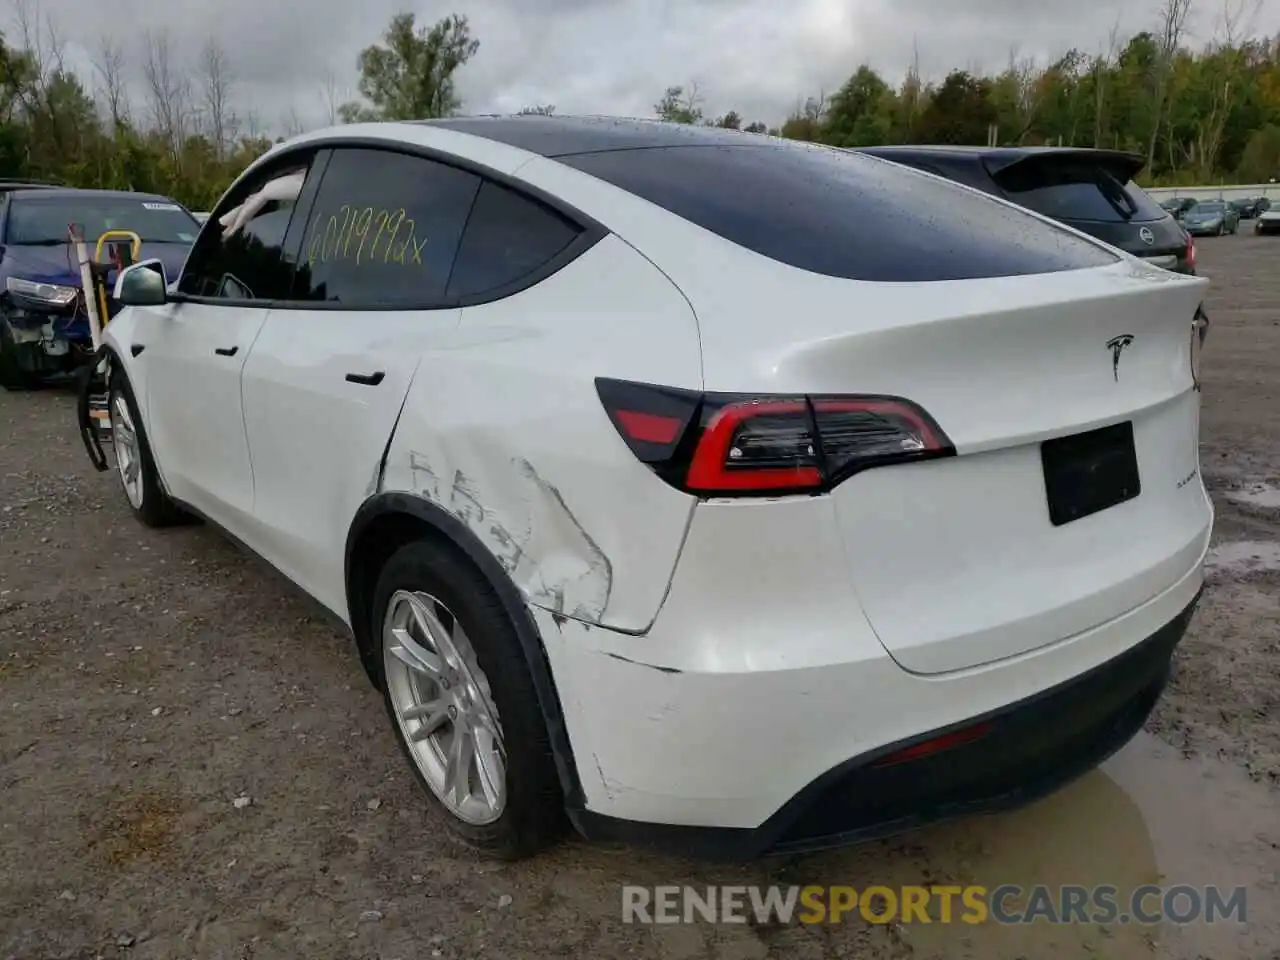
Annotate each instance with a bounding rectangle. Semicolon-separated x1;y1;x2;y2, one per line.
596;378;955;498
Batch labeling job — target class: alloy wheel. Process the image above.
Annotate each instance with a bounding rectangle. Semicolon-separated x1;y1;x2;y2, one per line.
109;391;144;509
382;589;507;825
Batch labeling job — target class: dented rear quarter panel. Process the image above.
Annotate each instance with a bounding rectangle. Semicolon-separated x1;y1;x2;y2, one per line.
378;233;702;632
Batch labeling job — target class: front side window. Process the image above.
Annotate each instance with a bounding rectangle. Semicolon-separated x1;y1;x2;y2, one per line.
177;162;312;301
291;148;481;306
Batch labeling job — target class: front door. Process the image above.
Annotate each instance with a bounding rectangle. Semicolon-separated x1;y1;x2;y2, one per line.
131;300;268;527
144;151;322;530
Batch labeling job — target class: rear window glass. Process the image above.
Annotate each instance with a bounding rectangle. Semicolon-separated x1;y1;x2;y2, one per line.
992;159;1169;224
558;144;1115;282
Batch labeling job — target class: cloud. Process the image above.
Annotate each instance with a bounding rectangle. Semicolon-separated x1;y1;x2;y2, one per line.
6;0;1279;134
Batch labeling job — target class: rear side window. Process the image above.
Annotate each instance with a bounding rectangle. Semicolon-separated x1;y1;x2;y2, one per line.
992;158;1169;224
292;148;481;306
559;144;1115;282
446;180;582;301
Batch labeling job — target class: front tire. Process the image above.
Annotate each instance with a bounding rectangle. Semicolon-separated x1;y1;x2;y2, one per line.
107;371;186;527
371;539;564;860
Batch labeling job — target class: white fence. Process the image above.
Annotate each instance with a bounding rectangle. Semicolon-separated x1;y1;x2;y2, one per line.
1143;182;1280;203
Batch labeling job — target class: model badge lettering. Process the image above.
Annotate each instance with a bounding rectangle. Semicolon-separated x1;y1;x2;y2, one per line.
1106;334;1135;382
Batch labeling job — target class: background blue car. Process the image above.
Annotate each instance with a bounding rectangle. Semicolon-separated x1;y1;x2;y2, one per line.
0;185;200;389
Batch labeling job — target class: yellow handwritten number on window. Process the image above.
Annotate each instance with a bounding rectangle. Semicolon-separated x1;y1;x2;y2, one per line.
306;206;428;269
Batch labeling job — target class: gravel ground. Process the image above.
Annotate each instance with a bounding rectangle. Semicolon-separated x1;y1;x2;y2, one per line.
1;233;1278;960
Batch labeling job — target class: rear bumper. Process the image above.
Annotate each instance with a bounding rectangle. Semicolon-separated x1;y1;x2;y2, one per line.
536;488;1207;857
570;594;1196;860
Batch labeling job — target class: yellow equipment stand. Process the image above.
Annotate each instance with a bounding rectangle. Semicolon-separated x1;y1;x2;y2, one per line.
92;230;143;331
81;229;142;433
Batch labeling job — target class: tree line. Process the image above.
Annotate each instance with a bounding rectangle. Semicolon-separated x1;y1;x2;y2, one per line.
3;0;1279;213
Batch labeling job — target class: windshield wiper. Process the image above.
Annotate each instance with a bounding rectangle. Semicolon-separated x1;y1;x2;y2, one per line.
14;238;71;246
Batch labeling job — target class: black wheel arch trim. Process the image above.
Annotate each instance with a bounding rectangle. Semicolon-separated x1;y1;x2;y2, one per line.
345;491;586;810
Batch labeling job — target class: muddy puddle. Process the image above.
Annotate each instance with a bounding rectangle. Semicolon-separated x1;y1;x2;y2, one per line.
782;734;1277;959
1224;481;1280;511
566;733;1278;960
1205;539;1280;577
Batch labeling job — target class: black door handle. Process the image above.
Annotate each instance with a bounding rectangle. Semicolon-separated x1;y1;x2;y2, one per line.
131;344;145;357
215;346;239;357
345;371;385;386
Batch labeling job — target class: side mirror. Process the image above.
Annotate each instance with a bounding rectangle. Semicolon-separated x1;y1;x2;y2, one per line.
115;260;168;306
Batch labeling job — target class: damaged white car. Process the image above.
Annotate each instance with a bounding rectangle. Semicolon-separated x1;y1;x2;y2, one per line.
87;117;1213;860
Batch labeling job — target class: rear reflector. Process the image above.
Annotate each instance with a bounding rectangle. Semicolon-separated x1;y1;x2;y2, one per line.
870;722;995;768
596;377;954;497
615;409;683;444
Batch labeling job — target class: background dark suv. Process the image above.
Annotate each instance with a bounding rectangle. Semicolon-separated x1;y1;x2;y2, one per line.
855;146;1195;274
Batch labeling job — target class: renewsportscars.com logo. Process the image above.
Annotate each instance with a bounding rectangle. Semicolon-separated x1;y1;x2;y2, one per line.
622;884;1248;926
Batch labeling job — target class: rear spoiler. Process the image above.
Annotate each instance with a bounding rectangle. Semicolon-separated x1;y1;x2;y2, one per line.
983;149;1147;186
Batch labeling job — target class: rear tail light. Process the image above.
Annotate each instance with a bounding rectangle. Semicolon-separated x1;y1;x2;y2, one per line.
1185;234;1196;270
595;377;954;496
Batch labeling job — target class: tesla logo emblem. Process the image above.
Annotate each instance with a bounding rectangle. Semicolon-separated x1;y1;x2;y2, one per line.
1106;334;1135;381
1139;227;1155;245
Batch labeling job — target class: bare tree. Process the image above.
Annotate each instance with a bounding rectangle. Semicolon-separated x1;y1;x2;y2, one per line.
1218;0;1263;44
12;0;77;156
1093;15;1123;148
320;69;342;125
900;38;924;135
1146;0;1194;169
244;108;263;140
142;29;192;160
1192;0;1263;176
1004;46;1046;144
93;36;129;129
14;0;67;113
200;39;236;159
282;104;305;137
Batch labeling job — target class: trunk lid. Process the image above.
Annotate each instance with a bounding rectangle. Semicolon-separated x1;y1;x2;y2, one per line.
698;261;1212;675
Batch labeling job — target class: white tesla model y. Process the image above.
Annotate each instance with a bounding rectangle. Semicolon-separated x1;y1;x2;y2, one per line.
87;117;1213;860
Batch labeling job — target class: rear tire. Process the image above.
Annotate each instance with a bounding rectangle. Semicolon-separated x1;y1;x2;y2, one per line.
107;370;187;527
371;538;565;860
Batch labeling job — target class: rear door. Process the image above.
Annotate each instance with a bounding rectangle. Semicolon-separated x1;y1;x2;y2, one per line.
987;153;1192;272
239;146;481;617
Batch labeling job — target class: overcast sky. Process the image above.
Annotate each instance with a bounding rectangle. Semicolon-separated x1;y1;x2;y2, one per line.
11;0;1280;135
